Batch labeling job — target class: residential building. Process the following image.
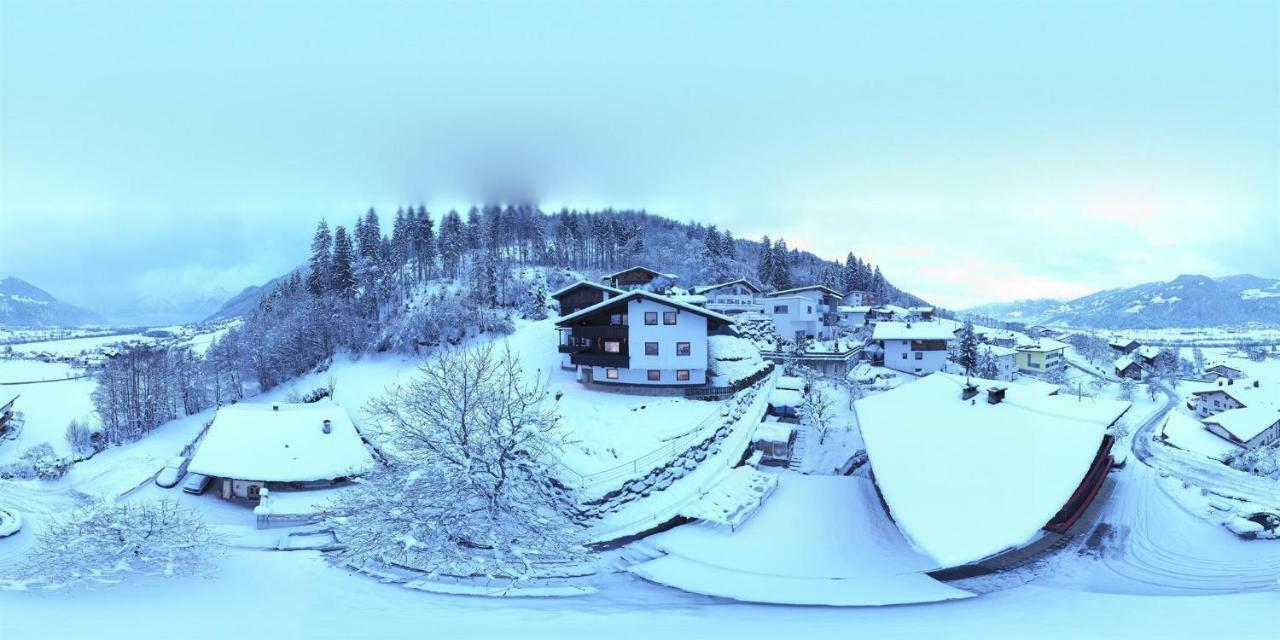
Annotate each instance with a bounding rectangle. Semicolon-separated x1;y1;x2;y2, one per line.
1014;338;1068;374
764;285;842;340
872;321;955;375
1204;364;1246;381
551;280;622;316
1189;382;1269;419
841;290;876;307
555;289;732;387
691;279;763;315
600;266;678;292
1131;345;1161;367
979;344;1018;381
187;403;375;502
1114;356;1144;380
1108;338;1141;355
1202;407;1280;449
837;305;872;326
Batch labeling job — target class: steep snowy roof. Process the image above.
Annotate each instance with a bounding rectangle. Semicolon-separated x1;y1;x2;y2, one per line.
857;373;1128;568
189;403;375;482
1202;407;1280;442
872;322;957;341
549;280;622;299
1133;345;1162;360
554;289;734;326
1113;355;1140;371
601;265;677;281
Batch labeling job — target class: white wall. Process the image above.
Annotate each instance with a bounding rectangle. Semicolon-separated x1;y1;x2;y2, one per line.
764;295;819;340
1195;391;1244;418
883;339;948;375
585;297;710;386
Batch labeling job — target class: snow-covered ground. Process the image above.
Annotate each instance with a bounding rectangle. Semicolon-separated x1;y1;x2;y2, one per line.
0;360;96;463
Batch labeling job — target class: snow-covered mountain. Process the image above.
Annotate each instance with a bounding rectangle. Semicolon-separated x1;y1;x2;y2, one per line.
205;277;286;321
98;288;235;326
964;274;1280;328
961;298;1066;323
0;276;104;327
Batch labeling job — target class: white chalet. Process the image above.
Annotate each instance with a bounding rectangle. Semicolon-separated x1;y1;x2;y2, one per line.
979;344;1018;381
1202;407;1280;449
188;402;375;502
872;321;955;375
1204;363;1246;381
555;289;732;387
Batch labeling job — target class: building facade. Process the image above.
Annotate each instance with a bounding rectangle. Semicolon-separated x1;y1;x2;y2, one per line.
872;322;955;375
692;279;763;315
764;285;842;340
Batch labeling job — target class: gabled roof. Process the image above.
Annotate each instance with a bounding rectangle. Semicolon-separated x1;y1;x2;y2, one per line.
1015;337;1068;353
1108;338;1140;348
765;285;842;298
1202;407;1280;442
189;403;375;482
550;280;623;300
1206;363;1244;373
872;321;957;341
691;278;762;295
1114;355;1142;371
601;265;677;281
555;289;734;326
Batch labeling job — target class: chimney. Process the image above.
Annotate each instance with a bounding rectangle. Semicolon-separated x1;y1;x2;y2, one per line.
987;385;1007;405
272;402;280;412
1228;379;1234;386
906;322;912;329
322;419;332;434
961;382;980;401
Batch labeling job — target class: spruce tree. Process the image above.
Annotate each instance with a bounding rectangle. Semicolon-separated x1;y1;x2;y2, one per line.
757;236;775;289
958;319;980;376
331;225;356;299
307;219;333;296
772;239;792;290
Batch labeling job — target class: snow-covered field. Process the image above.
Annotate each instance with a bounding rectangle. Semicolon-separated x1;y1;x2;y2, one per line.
0;360;96;463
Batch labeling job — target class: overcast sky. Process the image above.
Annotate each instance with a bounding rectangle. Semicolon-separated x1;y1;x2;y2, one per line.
1;0;1276;311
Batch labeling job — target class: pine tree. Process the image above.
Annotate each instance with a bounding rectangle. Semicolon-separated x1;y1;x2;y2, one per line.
843;253;858;293
439;209;465;278
330;225;356;299
415;205;436;281
757;236;775;289
958;319;979;376
772;239;792;290
722;230;737;260
306;219;333;296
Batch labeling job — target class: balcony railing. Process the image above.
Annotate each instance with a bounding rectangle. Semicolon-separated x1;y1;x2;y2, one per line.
571;352;630;368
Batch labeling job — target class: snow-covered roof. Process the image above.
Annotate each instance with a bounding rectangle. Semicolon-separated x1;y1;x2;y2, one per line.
1205;363;1244;374
753;421;794;444
856;373;1129;568
550;280;623;299
1190;384;1272;408
764;285;842;298
1113;355;1140;371
777;375;806;391
1202;407;1280;443
872;322;957;341
601;265;677;281
838;305;873;314
691;279;762;295
1108;338;1139;348
1015;337;1068;353
554;289;734;326
189;403;375;482
980;344;1017;358
668;294;709;306
1133;345;1161;360
768;388;804;408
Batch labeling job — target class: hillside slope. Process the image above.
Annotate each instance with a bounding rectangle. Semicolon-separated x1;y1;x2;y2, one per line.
0;277;104;327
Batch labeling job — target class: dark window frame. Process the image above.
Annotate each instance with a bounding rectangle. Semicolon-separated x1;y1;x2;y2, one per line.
644;311;658;325
676;369;691;381
645;342;659;356
677;342;691;356
663;311;678;325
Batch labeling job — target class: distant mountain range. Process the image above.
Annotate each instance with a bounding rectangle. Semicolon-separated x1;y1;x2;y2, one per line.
962;274;1280;328
204;276;287;321
0;277;104;327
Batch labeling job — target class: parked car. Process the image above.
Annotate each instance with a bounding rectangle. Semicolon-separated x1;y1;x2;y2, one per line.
155;456;191;488
182;472;211;495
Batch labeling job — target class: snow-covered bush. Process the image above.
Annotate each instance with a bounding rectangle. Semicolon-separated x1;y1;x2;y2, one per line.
1225;444;1280;480
20;498;220;587
0;443;72;480
65;419;103;458
327;344;585;581
708;335;767;386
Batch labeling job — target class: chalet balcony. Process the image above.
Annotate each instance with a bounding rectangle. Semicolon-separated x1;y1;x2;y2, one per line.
570;352;630;368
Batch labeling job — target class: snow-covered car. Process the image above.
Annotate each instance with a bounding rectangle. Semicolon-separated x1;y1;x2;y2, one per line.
182;472;211;495
155;456;191;488
0;507;21;538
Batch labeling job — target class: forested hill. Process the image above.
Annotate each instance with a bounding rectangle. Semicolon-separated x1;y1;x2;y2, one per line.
208;206;927;322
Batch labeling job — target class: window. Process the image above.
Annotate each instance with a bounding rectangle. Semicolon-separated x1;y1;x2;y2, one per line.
644;311;658;325
676;369;691;381
610;313;626;326
677;342;691;356
663;311;677;325
915;352;923;360
604;340;621;354
647;370;661;381
645;342;659;356
902;352;908;359
808;306;813;314
773;305;789;314
606;368;619;380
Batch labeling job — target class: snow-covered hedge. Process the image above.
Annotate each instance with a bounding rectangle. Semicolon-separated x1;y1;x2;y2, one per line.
708;335;768;387
0;443;73;480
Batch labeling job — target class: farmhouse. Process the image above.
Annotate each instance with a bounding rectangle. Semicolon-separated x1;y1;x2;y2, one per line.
1201;408;1280;449
1014;338;1067;374
551;280;622;316
690;279;763;315
872;321;955;375
188;402;375;502
856;373;1129;568
1114;355;1144;380
601;266;677;292
1131;345;1162;367
1204;363;1246;381
555;289;732;387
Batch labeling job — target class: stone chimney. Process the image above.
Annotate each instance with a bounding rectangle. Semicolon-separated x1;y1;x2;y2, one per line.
272;402;280;412
322;419;332;434
987;385;1007;405
961;382;980;401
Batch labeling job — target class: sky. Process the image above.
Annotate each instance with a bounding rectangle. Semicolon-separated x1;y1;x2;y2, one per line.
1;0;1277;314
